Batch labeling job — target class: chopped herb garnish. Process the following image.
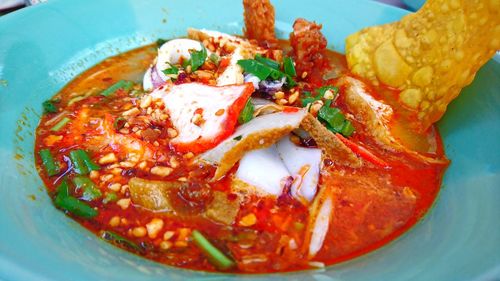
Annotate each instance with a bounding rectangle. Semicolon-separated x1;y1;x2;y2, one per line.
238;56;295;86
39;149;60;177
255;54;280;70
301;85;339;107
162;63;179;75
237;59;273;80
317;100;355;137
101;230;142;252
186;45;207;72
73;176;102;201
50;117;70;132
283;57;296;77
101;80;134;97
233;135;243;141
238;99;254;124
54;180;98;218
156;38;167;47
42;100;58;114
103;192;118;204
192;230;235;271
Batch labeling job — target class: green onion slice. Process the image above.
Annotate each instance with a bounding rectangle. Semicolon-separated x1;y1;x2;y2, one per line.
69;149;100;175
39;149;60;177
42;100;58;114
192;230;235;271
237;59;273;80
54;180;98;218
73;176;102;201
101;80;134;97
283;57;296;77
255;54;280;70
50;117;70;132
238;98;254;124
100;231;142;252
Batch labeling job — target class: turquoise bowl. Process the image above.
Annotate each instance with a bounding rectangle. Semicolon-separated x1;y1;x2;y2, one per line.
0;0;498;280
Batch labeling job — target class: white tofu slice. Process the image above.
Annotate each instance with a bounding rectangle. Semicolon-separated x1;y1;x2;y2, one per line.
235;146;291;196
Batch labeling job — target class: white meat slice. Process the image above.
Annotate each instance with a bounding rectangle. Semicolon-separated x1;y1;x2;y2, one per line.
151;82;253;153
235;146;291;196
276;136;322;203
200;109;307;180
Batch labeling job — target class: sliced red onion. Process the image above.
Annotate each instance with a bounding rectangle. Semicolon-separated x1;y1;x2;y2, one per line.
150;65;167;89
258;77;286;93
143;64;168;91
244;73;260;89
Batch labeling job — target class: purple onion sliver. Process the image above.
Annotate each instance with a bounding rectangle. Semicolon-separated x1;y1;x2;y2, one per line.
150;65;167;89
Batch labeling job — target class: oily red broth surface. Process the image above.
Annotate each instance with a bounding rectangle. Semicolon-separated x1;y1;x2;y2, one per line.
34;44;447;273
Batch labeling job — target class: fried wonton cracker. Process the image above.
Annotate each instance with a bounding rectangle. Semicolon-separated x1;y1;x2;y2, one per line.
243;0;276;43
345;0;500;131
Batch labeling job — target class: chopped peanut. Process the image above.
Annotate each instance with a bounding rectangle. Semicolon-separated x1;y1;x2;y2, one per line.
277;98;288;105
163;231;175;241
140;95;152;108
288;91;299;104
99;153;117;165
301;71;308;79
43;135;63;146
116;198;131;210
109;216;120;227
119;161;135;168
169;157;179;169
89;170;100;179
183;152;194;159
146;218;164;239
239;213;257;226
167;128;178;138
274;91;285;100
132;226;147;237
323;89;335;100
160;241;173;250
100;174;114;182
108;183;122;192
150;166;173;177
122;107;140;116
137;161;147;170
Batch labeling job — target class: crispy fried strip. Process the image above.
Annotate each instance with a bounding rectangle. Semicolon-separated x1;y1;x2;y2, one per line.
290;18;328;76
346;0;500;131
301;114;362;168
243;0;276;43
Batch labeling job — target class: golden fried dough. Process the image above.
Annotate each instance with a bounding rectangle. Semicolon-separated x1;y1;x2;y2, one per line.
243;0;276;43
290;18;328;76
345;0;500;131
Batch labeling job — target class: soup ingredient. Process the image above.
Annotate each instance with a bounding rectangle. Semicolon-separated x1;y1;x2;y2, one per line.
69;149;100;175
276;136;321;203
300;114;362;167
318;100;354;137
345;0;500;131
205;191;240;225
234;146;291;196
192;230;236;270
144;39;209;91
151;82;254;153
54;180;98;218
243;0;276;43
50;116;70;132
100;80;134;97
100;231;142;252
304;185;333;258
39;149;60;176
128;177;176;211
42;99;58;113
290;18;328;76
73;176;102;201
200;109;307;179
238;99;254;124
